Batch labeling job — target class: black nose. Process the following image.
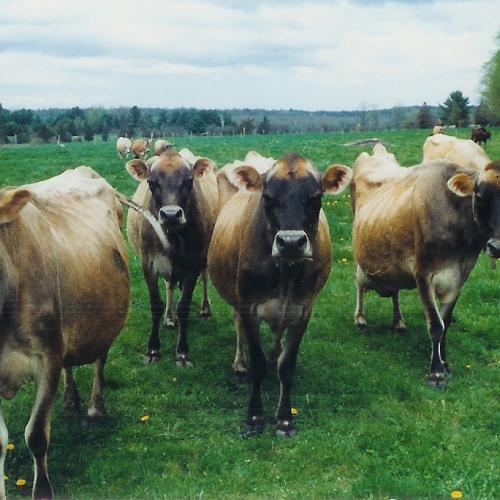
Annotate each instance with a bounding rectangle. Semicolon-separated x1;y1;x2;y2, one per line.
486;238;500;258
273;230;310;259
159;206;184;225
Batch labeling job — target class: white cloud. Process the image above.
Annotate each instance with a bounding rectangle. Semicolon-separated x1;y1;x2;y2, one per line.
0;0;498;109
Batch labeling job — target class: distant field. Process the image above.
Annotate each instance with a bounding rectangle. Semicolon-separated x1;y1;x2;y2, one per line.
0;129;499;498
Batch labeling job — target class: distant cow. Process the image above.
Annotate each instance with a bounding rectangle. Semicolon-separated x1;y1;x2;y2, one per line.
208;153;351;436
351;144;500;389
432;125;445;135
471;126;492;146
216;151;276;209
131;138;151;159
154;139;173;156
0;167;129;498
126;148;218;366
116;137;132;159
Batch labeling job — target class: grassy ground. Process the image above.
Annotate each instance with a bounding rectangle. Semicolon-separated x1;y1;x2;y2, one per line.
0;129;499;498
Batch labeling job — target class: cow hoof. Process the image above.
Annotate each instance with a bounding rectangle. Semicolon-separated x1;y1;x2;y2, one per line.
443;363;452;377
428;373;447;390
241;416;265;438
199;308;211;320
393;321;407;333
176;354;193;368
354;317;368;329
164;318;176;329
276;419;296;438
87;406;107;421
144;350;161;364
63;402;82;418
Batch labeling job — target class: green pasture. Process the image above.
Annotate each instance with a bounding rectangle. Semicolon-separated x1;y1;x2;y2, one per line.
0;129;498;498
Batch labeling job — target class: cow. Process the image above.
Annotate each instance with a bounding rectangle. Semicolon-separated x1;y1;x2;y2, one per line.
116;137;132;159
432;125;445;135
423;133;490;169
208;152;352;437
471;125;492;147
126;148;218;366
216;151;275;209
154;139;173;156
131;138;151;159
351;144;500;389
0;166;129;499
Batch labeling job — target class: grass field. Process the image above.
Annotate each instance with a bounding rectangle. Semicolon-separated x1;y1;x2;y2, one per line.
0;129;499;499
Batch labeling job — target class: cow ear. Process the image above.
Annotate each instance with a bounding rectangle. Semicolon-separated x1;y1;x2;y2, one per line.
234;166;262;191
322;165;353;194
0;188;32;224
447;173;474;197
192;158;214;178
126;159;149;181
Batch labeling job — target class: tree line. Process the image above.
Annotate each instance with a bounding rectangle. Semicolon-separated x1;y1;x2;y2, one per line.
0;93;497;145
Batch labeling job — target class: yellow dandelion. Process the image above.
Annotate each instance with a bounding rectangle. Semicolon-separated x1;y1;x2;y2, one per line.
140;415;150;422
291;407;298;416
341;258;348;263
16;479;26;487
3;475;8;481
6;443;14;450
466;364;472;369
451;491;463;499
172;377;177;383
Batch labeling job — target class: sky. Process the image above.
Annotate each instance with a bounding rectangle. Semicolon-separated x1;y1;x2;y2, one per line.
0;0;499;111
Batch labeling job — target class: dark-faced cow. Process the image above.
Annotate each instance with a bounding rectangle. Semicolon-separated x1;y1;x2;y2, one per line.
208;152;352;437
0;167;129;499
352;144;500;388
471;125;492;147
126;148;218;366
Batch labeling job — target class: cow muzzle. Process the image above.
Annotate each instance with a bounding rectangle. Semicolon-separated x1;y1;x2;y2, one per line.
486;238;500;258
272;230;312;261
159;205;187;228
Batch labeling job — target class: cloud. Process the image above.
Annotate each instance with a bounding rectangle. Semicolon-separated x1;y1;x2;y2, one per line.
0;0;498;109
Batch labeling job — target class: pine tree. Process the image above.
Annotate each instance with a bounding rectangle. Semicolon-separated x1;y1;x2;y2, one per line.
440;91;470;126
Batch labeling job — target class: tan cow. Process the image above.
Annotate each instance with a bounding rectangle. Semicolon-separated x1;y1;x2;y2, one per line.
126;148;218;366
0;167;129;498
208;153;351;436
352;144;500;388
116;136;132;159
216;151;275;209
423;133;490;169
131;138;151;159
154;139;173;156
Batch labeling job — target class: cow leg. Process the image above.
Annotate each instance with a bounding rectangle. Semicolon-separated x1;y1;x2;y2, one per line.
354;265;368;328
391;291;407;332
175;273;198;367
275;311;310;437
416;275;447;389
143;265;164;363
199;269;212;319
163;279;176;329
63;367;82;417
490;257;497;270
232;308;248;377
237;311;266;437
0;405;8;500
25;362;61;500
87;353;108;419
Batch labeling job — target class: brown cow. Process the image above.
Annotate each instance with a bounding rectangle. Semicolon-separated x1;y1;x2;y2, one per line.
131;138;151;159
126;148;218;366
208;153;352;436
0;167;129;499
471;125;492;146
352;144;500;388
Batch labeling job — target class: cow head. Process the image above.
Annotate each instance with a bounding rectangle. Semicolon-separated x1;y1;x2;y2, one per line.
0;188;32;224
126;151;212;232
235;152;352;262
447;160;500;257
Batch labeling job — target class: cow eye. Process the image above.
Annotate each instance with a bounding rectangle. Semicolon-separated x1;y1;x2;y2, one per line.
263;193;278;207
183;178;193;190
147;179;159;191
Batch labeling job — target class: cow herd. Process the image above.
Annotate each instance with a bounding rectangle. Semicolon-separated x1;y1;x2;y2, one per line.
0;133;497;498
